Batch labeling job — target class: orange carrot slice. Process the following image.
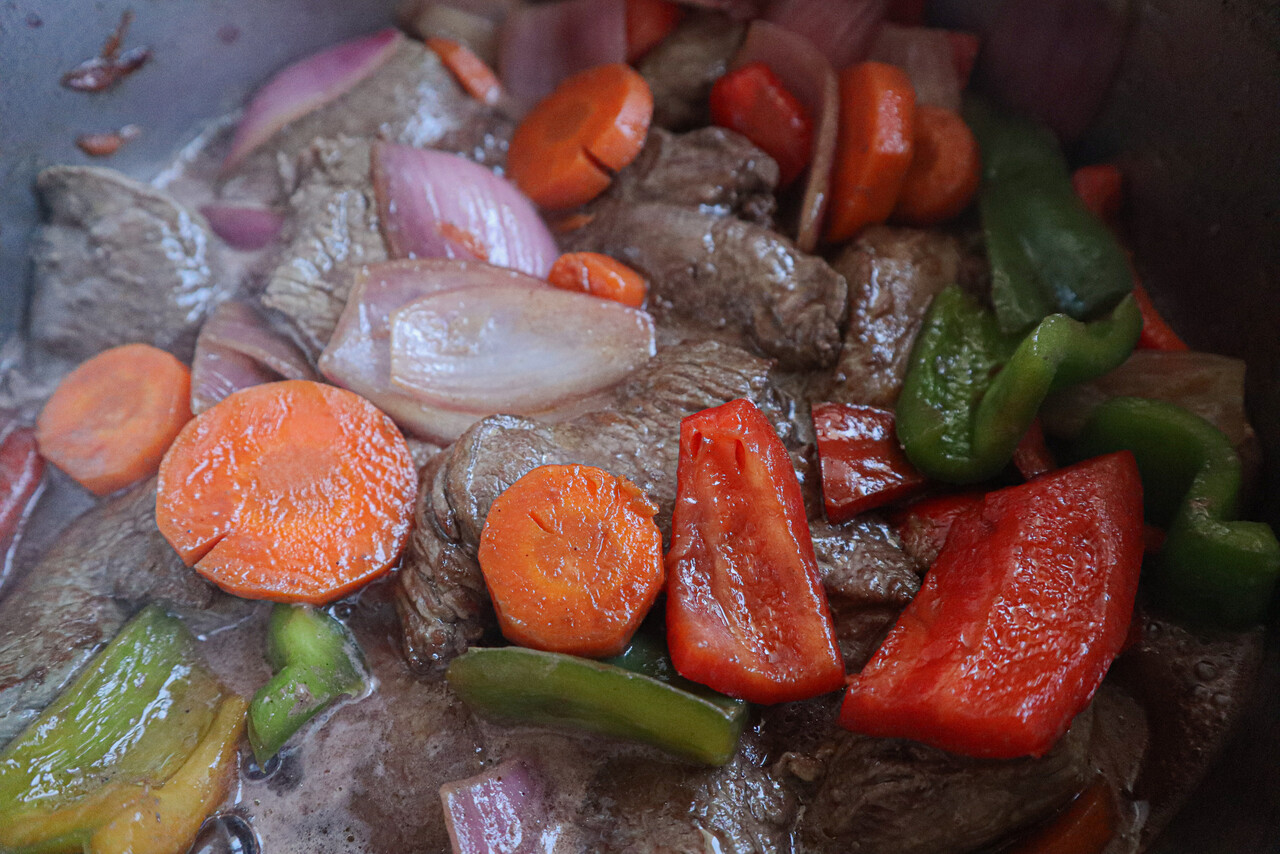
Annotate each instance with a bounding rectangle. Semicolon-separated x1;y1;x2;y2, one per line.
507;63;653;211
547;251;648;307
36;343;191;496
825;61;916;244
892;104;981;226
625;0;685;62
156;380;417;605
427;37;503;107
478;464;665;658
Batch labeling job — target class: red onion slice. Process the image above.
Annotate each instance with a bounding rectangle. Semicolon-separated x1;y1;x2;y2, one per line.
191;302;317;413
441;759;549;854
389;283;655;412
498;0;627;113
372;142;558;278
199;203;285;251
764;0;886;69
733;20;838;253
224;28;404;169
191;347;281;415
870;24;963;112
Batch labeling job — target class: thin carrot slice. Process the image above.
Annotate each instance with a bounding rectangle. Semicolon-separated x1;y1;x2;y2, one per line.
36;343;191;496
156;380;417;605
507;63;653;211
478;464;665;658
825;61;916;244
892;104;980;226
1008;780;1117;854
625;0;685;62
547;251;648;307
426;37;503;107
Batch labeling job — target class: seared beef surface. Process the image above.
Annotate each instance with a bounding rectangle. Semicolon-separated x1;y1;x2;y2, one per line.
638;12;745;131
29;167;230;362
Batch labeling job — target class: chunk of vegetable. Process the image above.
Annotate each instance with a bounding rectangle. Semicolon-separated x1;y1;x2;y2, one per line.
625;0;684;61
891;105;980;226
813;403;926;523
547;251;648;307
427;37;502;106
710;61;813;188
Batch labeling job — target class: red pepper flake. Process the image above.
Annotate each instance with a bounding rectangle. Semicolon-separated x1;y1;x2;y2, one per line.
76;125;141;158
61;11;152;93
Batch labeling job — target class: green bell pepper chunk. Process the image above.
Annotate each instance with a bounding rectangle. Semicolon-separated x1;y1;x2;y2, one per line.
897;286;1142;483
447;641;747;766
247;604;366;764
0;606;224;851
965;97;1134;333
1074;396;1280;627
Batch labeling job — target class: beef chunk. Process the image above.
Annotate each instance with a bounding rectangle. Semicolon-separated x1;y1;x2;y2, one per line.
397;342;781;675
638;12;745;131
28;167;230;362
562;202;847;370
260;137;387;352
0;478;216;745
601;127;779;224
828;226;986;407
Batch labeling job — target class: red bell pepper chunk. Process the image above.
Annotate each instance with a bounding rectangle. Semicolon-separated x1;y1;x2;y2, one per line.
1007;779;1117;854
666;398;844;705
1071;163;1124;226
709;62;814;189
1012;417;1056;480
625;0;685;63
946;31;981;87
841;452;1144;758
889;491;984;568
0;416;44;579
813;403;927;523
1131;281;1189;351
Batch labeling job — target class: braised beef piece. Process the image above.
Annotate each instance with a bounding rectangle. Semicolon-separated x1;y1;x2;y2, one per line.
260;137;387;352
0;478;217;745
826;225;988;408
638;12;745;131
600;126;779;224
561;202;847;370
28;166;231;362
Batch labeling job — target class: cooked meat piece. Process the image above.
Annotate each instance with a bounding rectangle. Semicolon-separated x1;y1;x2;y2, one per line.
600;127;779;224
828;226;987;407
397;342;783;675
773;696;1092;854
222;38;512;202
0;478;217;746
638;12;745;131
28;166;230;362
260;137;387;352
561;202;847;370
1085;683;1151;854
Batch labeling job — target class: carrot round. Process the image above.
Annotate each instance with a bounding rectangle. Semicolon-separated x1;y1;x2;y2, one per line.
625;0;685;62
825;61;916;244
547;251;648;307
156;380;417;605
427;37;502;107
507;63;653;211
36;343;192;496
892;104;981;226
478;464;665;658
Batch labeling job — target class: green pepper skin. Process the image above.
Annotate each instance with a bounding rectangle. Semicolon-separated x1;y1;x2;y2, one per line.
897;286;1141;483
447;645;747;766
247;604;366;764
965;98;1134;333
1074;397;1280;627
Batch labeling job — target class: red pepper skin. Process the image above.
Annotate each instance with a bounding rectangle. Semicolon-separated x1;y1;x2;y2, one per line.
813;403;927;523
1071;163;1124;226
946;32;981;87
1131;281;1189;351
666;398;844;704
889;491;985;567
709;62;813;189
841;452;1144;758
1;418;43;552
1012;417;1056;480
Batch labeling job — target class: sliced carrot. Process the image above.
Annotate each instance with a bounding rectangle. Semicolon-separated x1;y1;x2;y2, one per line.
892;104;980;226
36;343;191;496
1008;780;1116;854
478;464;665;658
156;380;417;605
550;211;597;234
508;63;654;211
1132;281;1189;351
825;61;916;244
625;0;685;62
426;37;502;107
548;251;648;307
1071;163;1124;225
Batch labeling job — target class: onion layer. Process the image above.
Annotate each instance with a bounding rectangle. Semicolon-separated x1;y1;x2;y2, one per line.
191;302;316;413
199;203;285;251
733;20;838;253
870;24;963;112
372;142;558;277
498;0;627;113
764;0;886;69
224;28;404;169
440;759;550;854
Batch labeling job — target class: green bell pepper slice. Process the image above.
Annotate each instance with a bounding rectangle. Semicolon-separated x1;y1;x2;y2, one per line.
0;606;224;852
965;97;1134;333
897;286;1142;483
1074;396;1280;627
247;604;367;764
447;639;747;766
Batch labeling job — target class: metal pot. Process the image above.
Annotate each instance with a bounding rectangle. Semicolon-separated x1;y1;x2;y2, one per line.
0;1;1276;851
